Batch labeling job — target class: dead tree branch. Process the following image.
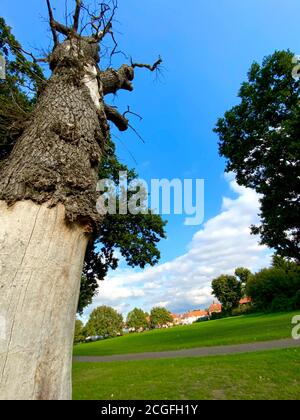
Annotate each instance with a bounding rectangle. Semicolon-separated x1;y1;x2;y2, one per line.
46;0;59;46
73;0;82;32
100;64;134;95
131;56;163;72
95;1;118;41
128;124;145;143
104;104;129;131
123;106;143;121
46;0;78;43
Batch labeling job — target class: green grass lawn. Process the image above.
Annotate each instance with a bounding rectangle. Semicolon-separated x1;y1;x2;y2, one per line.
74;311;298;356
73;347;300;400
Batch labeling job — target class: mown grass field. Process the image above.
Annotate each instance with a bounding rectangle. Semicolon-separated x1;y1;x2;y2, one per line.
74;311;298;356
73;347;300;400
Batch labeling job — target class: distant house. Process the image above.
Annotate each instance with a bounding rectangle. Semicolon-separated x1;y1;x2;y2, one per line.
208;302;222;316
170;313;182;325
181;310;209;325
239;297;252;305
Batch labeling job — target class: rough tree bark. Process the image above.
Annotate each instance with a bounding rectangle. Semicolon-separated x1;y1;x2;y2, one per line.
0;1;153;400
0;37;105;401
0;201;88;399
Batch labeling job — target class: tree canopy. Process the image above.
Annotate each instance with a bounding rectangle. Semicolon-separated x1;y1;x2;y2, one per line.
126;308;149;330
211;275;243;313
73;319;86;344
246;262;300;312
215;50;300;262
150;307;172;328
85;305;123;337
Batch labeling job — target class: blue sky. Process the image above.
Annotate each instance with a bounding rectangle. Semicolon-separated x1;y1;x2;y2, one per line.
2;0;299;316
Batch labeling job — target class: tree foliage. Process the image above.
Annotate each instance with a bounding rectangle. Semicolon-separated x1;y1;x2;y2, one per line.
215;50;300;261
150;307;172;328
73;319;86;344
211;275;243;312
78;138;166;314
85;305;123;337
0;17;45;160
126;308;149;330
246;262;300;312
235;267;252;284
0;17;166;315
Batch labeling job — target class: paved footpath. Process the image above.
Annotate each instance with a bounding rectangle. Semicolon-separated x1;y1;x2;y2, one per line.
73;338;300;363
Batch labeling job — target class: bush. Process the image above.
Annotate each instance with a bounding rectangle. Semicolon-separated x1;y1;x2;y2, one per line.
271;296;293;312
292;290;300;309
210;312;226;320
195;317;209;323
231;304;254;317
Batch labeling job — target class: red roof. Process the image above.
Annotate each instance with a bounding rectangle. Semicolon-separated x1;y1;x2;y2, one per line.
239;297;252;305
183;310;208;319
183;310;208;318
209;302;222;313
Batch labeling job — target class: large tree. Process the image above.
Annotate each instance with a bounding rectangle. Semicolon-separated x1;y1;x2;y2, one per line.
0;42;165;316
0;17;166;318
211;275;243;313
126;308;149;331
246;263;300;312
0;2;163;400
150;307;172;328
215;51;300;262
85;305;123;338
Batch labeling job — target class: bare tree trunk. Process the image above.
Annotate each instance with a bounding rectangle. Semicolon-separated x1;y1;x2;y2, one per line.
0;200;88;399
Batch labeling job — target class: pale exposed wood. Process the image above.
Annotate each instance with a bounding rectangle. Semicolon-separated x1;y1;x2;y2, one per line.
0;200;88;400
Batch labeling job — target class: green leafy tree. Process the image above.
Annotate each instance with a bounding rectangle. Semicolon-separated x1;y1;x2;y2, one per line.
0;17;45;160
73;319;86;344
0;18;166;317
272;255;296;272
85;306;123;338
126;308;149;330
211;275;243;312
246;264;300;312
235;267;252;285
215;50;300;262
235;267;253;294
150;307;172;328
78;138;166;314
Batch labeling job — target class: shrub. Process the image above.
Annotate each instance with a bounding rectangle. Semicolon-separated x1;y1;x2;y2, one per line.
271;296;293;312
210;312;227;320
291;290;300;310
231;304;254;317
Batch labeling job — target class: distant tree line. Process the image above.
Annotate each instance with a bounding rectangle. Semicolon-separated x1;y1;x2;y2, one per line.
74;305;173;343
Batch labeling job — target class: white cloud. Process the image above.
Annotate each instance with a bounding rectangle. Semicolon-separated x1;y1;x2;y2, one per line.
81;176;272;322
